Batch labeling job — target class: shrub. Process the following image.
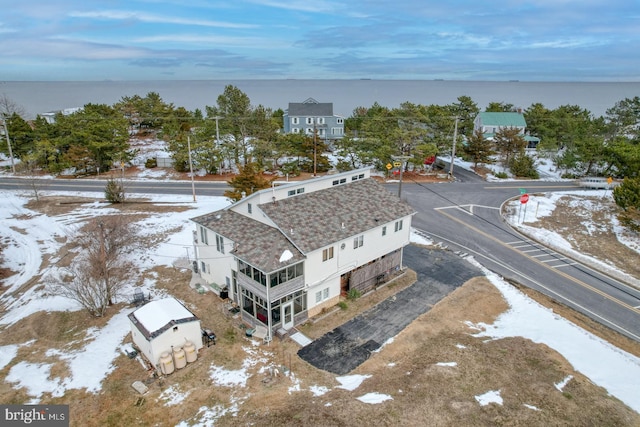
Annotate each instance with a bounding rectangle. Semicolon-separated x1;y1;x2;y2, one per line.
494;171;508;179
509;154;539;179
347;288;361;300
145;158;157;168
338;301;348;310
104;178;125;203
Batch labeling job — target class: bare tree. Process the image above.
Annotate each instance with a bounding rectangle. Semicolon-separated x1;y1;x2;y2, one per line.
0;94;26;117
54;216;138;316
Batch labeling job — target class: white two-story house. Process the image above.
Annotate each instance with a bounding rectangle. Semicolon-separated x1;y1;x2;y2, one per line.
190;168;415;338
473;112;540;149
282;97;345;141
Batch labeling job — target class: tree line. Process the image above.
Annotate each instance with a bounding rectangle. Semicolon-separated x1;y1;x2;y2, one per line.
2;89;639;179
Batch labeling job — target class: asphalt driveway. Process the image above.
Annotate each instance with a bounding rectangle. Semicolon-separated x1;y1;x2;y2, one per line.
297;245;482;375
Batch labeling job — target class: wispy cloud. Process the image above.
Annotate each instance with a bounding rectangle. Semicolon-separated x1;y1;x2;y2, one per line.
69;10;257;29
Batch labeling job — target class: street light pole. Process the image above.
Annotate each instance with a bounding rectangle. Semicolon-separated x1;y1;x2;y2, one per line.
1;114;16;174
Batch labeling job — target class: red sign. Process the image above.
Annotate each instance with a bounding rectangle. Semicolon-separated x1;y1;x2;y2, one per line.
520;194;529;204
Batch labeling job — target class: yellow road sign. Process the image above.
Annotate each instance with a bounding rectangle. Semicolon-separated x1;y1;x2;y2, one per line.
393;161;401;168
386;163;392;170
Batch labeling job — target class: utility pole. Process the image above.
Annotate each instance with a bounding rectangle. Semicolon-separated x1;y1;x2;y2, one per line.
1;114;16;174
391;155;412;198
313;119;317;176
213;116;221;145
187;135;196;202
449;117;458;179
213;116;222;174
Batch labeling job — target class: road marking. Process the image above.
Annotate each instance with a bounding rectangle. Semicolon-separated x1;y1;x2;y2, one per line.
553;262;578;268
424;224;640;342
434;209;640;316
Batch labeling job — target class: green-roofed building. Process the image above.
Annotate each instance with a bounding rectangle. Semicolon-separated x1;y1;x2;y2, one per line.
473;112;540;149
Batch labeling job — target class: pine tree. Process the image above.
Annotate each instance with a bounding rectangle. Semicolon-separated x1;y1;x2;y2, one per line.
224;163;274;202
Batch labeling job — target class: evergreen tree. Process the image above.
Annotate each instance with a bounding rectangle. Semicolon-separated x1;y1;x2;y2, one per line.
464;129;494;168
224;163;274;202
493;127;526;167
613;177;640;231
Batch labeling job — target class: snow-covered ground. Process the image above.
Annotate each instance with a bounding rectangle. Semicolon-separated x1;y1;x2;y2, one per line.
0;155;639;421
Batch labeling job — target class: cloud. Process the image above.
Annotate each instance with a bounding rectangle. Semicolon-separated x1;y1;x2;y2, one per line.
69;10;257;29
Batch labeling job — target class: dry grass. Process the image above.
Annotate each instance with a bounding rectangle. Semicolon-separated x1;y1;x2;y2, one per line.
1;195;639;426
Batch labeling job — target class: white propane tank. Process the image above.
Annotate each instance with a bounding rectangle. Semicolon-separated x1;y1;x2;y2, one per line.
184;341;197;363
159;351;174;375
173;346;187;369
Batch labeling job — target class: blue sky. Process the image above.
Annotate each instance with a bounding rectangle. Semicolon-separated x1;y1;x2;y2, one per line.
1;0;639;81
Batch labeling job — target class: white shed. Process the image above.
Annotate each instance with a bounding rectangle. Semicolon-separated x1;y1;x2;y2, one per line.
128;297;203;367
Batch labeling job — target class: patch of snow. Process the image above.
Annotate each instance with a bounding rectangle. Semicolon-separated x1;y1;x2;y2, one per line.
524;403;540;411
357;392;393;404
0;345;19;370
158;385;191;406
335;374;371;391
436;362;457;367
455;344;467;349
475;389;503;406
309;385;329;396
466;258;640;414
209;364;250;388
555;375;574;392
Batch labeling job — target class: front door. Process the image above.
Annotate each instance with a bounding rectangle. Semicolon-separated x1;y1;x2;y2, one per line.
282;301;294;330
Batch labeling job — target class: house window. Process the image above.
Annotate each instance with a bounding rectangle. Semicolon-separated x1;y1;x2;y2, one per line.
394;220;403;232
200;226;208;245
331;127;343;135
173;326;178;332
353;235;364;249
317;117;325;124
292;117;299;125
306;127;313;134
322;247;334;261
216;234;225;254
337;118;344;124
382;226;387;236
306;117;313;125
315;288;330;303
288;188;305;197
201;261;206;273
292;128;299;133
248;203;252;214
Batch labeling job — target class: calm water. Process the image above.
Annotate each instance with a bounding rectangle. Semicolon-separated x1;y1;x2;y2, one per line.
2;80;640;119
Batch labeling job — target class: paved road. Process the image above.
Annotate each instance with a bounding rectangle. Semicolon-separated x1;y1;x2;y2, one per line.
298;245;482;374
401;173;640;342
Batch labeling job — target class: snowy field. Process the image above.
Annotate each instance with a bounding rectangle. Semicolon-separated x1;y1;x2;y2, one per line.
0;158;639;422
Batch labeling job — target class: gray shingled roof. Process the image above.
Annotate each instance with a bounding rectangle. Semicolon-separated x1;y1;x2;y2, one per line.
191;210;304;273
191;178;414;272
287;101;333;116
260;178;415;253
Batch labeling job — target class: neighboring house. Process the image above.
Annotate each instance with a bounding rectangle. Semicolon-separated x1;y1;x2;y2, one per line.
282;97;345;141
473;112;540;149
190;168;415;338
40;107;83;124
128;297;203;367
